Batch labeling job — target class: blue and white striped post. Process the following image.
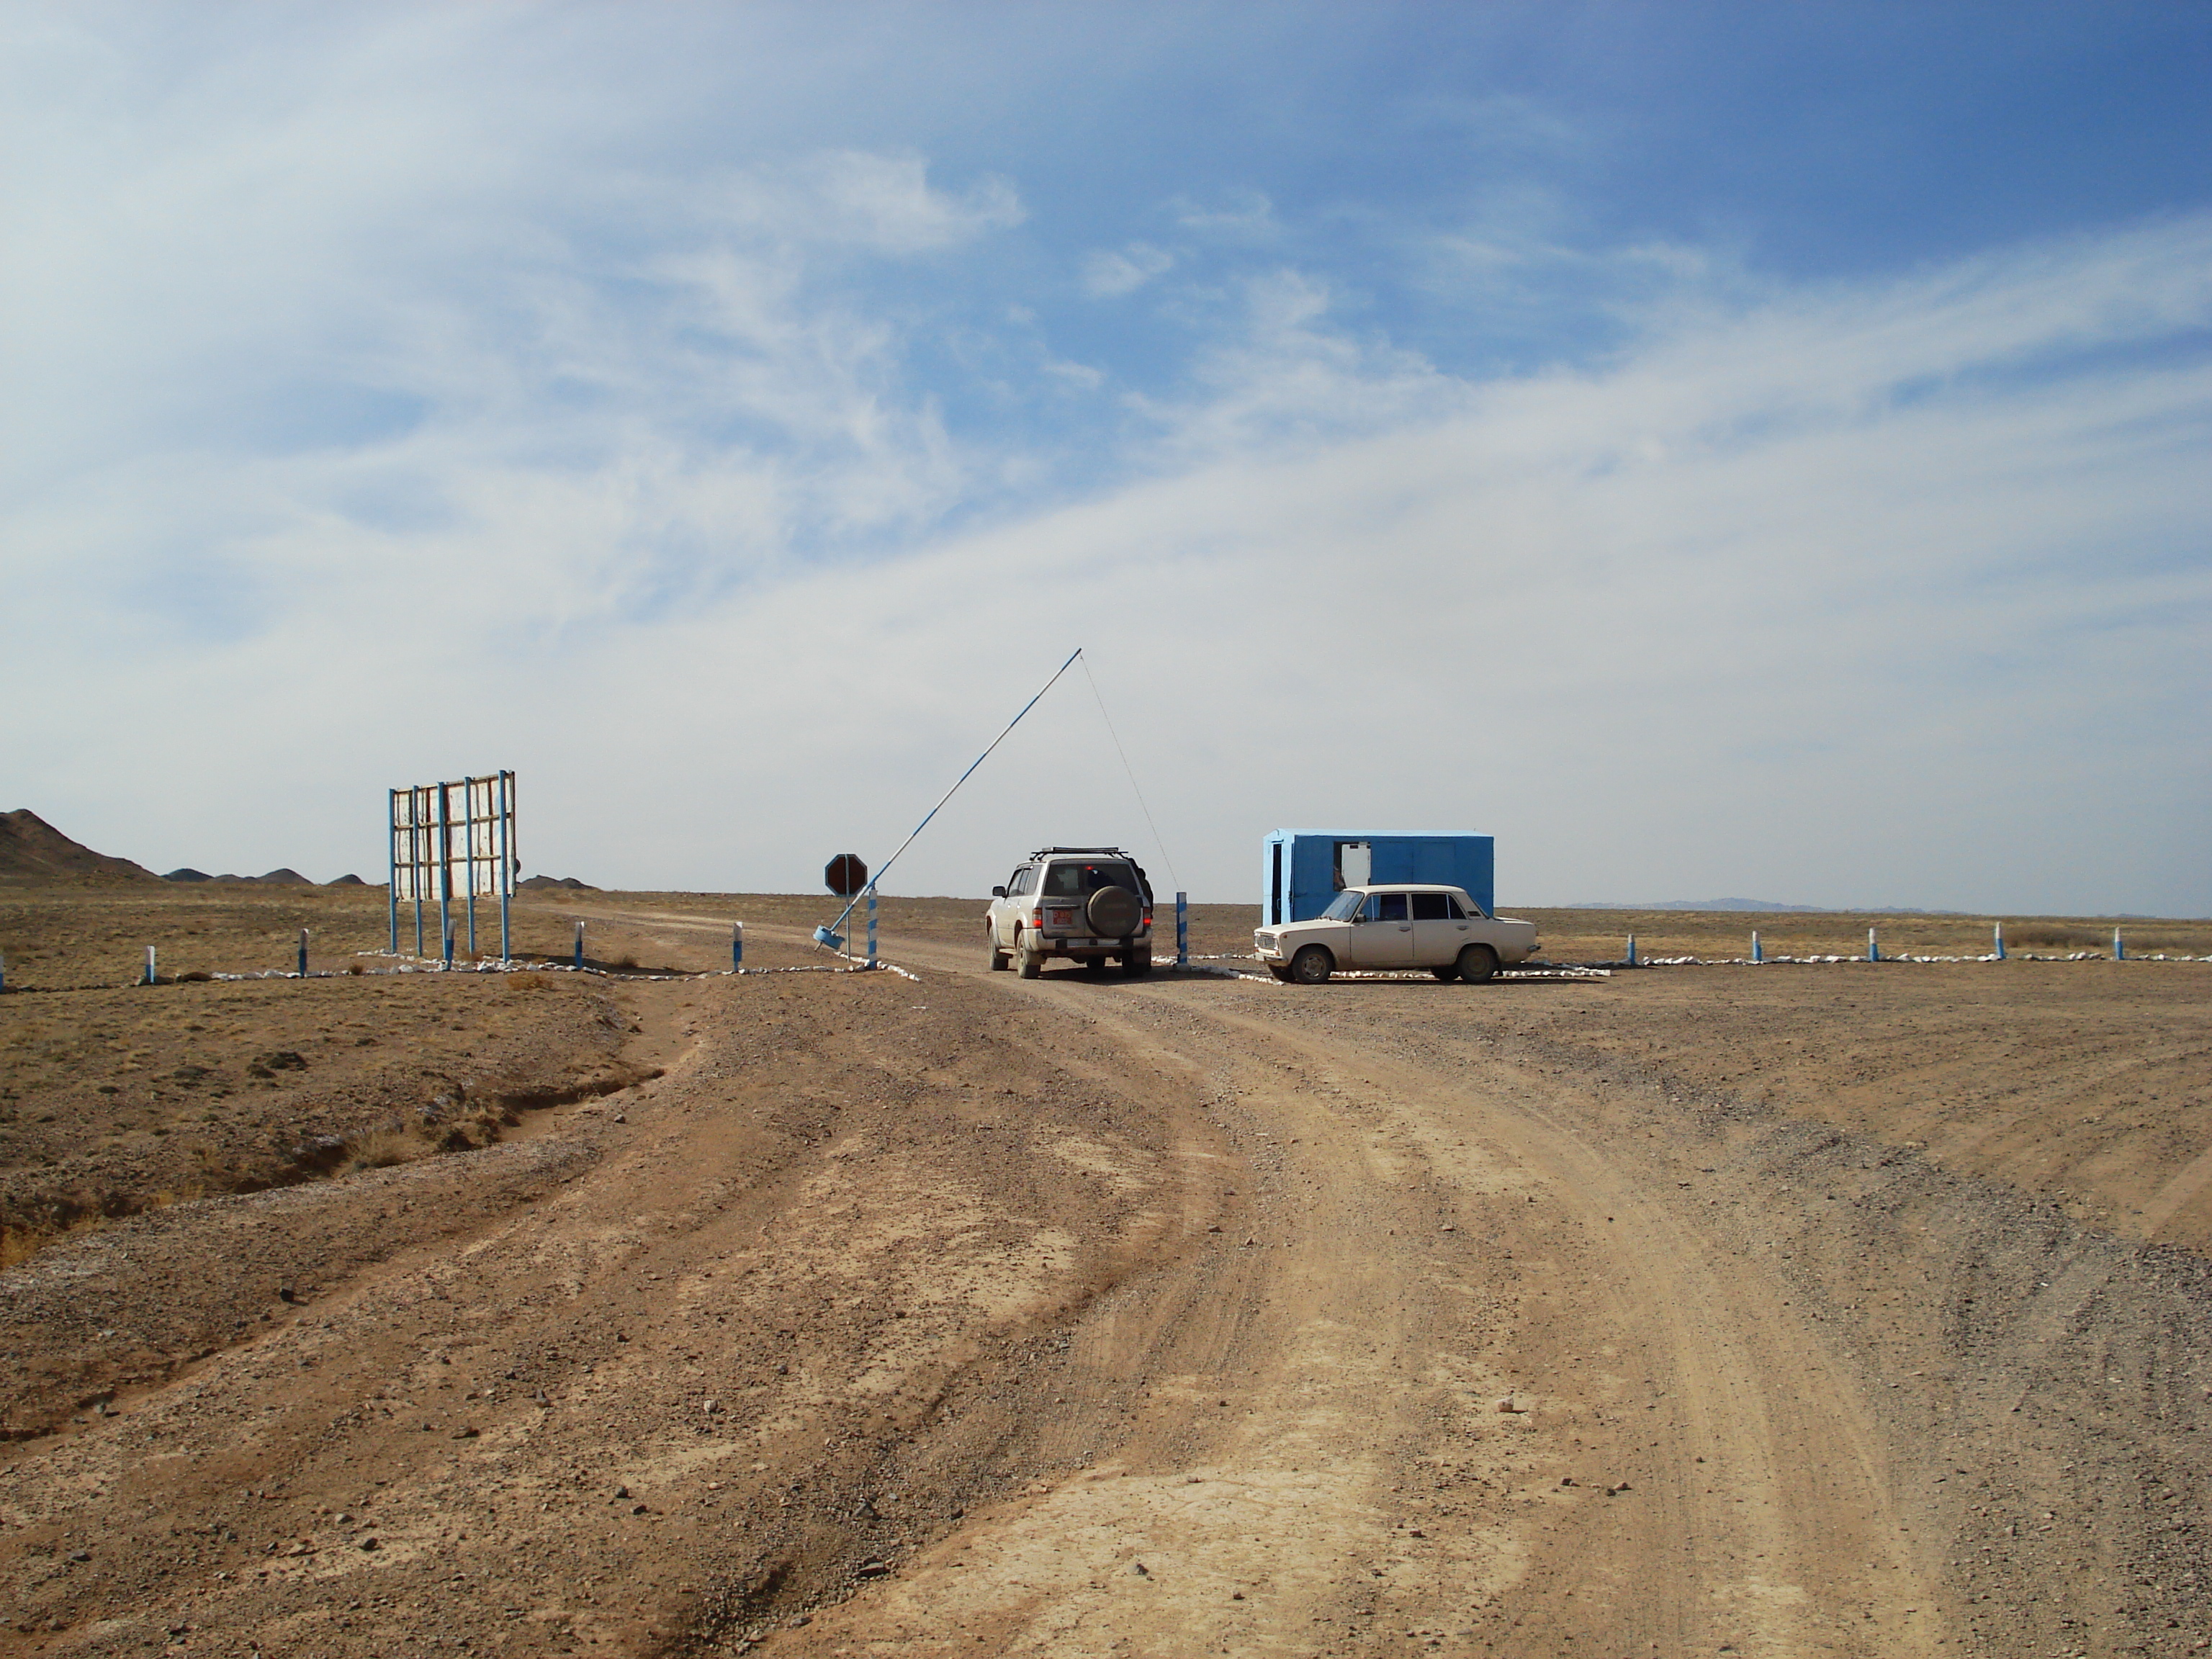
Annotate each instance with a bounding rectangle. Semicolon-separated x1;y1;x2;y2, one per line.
866;884;878;968
2113;928;2125;961
731;922;743;972
1867;927;1881;963
1175;891;1189;968
297;930;308;977
1625;933;1638;967
143;945;156;986
1751;929;1763;964
1994;923;2006;961
573;920;585;969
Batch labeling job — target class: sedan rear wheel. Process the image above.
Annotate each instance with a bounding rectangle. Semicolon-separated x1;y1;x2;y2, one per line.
1456;944;1499;984
1289;945;1334;985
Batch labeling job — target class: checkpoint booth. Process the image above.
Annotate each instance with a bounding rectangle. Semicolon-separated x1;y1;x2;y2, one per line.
1261;830;1497;927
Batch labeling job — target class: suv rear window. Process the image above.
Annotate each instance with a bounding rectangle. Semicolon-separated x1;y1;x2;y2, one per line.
1042;861;1143;899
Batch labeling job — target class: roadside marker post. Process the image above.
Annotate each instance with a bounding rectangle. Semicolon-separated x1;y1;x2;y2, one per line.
1625;933;1638;967
732;923;743;972
1868;928;1881;963
143;946;156;986
1176;892;1189;968
1751;930;1763;963
444;920;455;968
866;884;878;968
297;930;308;977
1994;923;2006;961
2114;929;2126;961
573;922;585;969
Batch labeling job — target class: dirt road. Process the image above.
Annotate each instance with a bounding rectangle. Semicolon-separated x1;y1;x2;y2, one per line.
2;896;2208;1658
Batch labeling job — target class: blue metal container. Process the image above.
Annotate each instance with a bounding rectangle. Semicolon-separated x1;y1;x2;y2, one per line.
1260;830;1497;925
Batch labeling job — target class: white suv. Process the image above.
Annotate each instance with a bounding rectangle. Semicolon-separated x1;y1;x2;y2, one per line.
986;848;1155;978
1254;884;1539;984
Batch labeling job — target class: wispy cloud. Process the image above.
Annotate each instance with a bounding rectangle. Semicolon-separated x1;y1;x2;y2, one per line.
1080;241;1174;297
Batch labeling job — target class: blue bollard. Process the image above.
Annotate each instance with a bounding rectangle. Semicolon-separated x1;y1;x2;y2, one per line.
143;945;156;986
1176;891;1189;968
732;922;743;972
573;921;585;969
2113;928;2125;962
1625;933;1638;967
867;885;878;968
1994;923;2006;961
1868;927;1880;963
297;930;308;977
444;923;454;968
1751;929;1763;963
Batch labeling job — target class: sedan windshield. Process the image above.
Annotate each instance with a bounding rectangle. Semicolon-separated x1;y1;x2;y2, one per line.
1321;889;1365;921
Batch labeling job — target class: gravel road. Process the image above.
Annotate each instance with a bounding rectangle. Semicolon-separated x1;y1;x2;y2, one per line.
1;898;2206;1658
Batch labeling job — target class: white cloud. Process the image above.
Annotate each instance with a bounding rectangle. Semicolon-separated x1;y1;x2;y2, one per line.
1080;241;1174;297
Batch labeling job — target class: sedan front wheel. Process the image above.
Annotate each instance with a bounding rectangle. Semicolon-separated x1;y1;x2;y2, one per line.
1289;945;1335;985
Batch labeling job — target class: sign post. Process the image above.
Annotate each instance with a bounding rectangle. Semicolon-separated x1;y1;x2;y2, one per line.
815;855;870;952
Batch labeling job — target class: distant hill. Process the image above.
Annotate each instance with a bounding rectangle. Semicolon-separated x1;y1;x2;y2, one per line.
518;874;598;891
0;810;159;884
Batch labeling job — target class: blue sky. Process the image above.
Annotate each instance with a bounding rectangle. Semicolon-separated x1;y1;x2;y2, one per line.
4;3;2208;912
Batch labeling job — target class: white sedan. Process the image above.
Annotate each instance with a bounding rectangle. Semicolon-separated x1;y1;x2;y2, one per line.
1253;884;1540;984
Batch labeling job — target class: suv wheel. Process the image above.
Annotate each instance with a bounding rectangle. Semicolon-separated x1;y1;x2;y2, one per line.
1016;932;1043;979
1120;948;1152;977
988;933;1010;972
1456;944;1499;984
1289;945;1334;985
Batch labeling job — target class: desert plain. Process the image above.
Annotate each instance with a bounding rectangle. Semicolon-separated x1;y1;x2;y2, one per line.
1;876;2209;1659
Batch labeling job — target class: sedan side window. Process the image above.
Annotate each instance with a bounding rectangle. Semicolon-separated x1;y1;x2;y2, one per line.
1444;894;1468;920
1411;892;1451;922
1373;892;1410;922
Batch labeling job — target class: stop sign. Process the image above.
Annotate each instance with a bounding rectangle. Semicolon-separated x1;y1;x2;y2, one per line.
824;853;869;897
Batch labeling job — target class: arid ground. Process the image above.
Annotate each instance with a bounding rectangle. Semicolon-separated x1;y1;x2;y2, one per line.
1;883;2209;1658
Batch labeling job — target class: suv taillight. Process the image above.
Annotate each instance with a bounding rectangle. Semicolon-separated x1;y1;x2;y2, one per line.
1029;909;1043;929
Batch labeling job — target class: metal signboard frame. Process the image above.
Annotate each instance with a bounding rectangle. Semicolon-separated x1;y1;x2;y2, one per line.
388;772;517;961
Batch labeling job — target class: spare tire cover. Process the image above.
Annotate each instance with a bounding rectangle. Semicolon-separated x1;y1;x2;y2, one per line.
1087;885;1142;937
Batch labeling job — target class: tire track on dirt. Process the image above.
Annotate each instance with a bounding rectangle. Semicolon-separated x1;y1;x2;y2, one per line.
816;935;1948;1658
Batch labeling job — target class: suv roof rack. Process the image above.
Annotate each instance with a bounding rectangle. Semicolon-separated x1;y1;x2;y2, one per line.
1028;846;1135;859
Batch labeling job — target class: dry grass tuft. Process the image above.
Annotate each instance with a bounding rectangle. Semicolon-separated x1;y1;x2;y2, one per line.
338;1128;427;1175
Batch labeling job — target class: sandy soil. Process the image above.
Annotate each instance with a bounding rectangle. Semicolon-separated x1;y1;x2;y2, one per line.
1;888;2208;1658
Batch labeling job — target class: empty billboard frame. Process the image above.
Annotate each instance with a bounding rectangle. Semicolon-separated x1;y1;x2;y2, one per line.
389;773;517;961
